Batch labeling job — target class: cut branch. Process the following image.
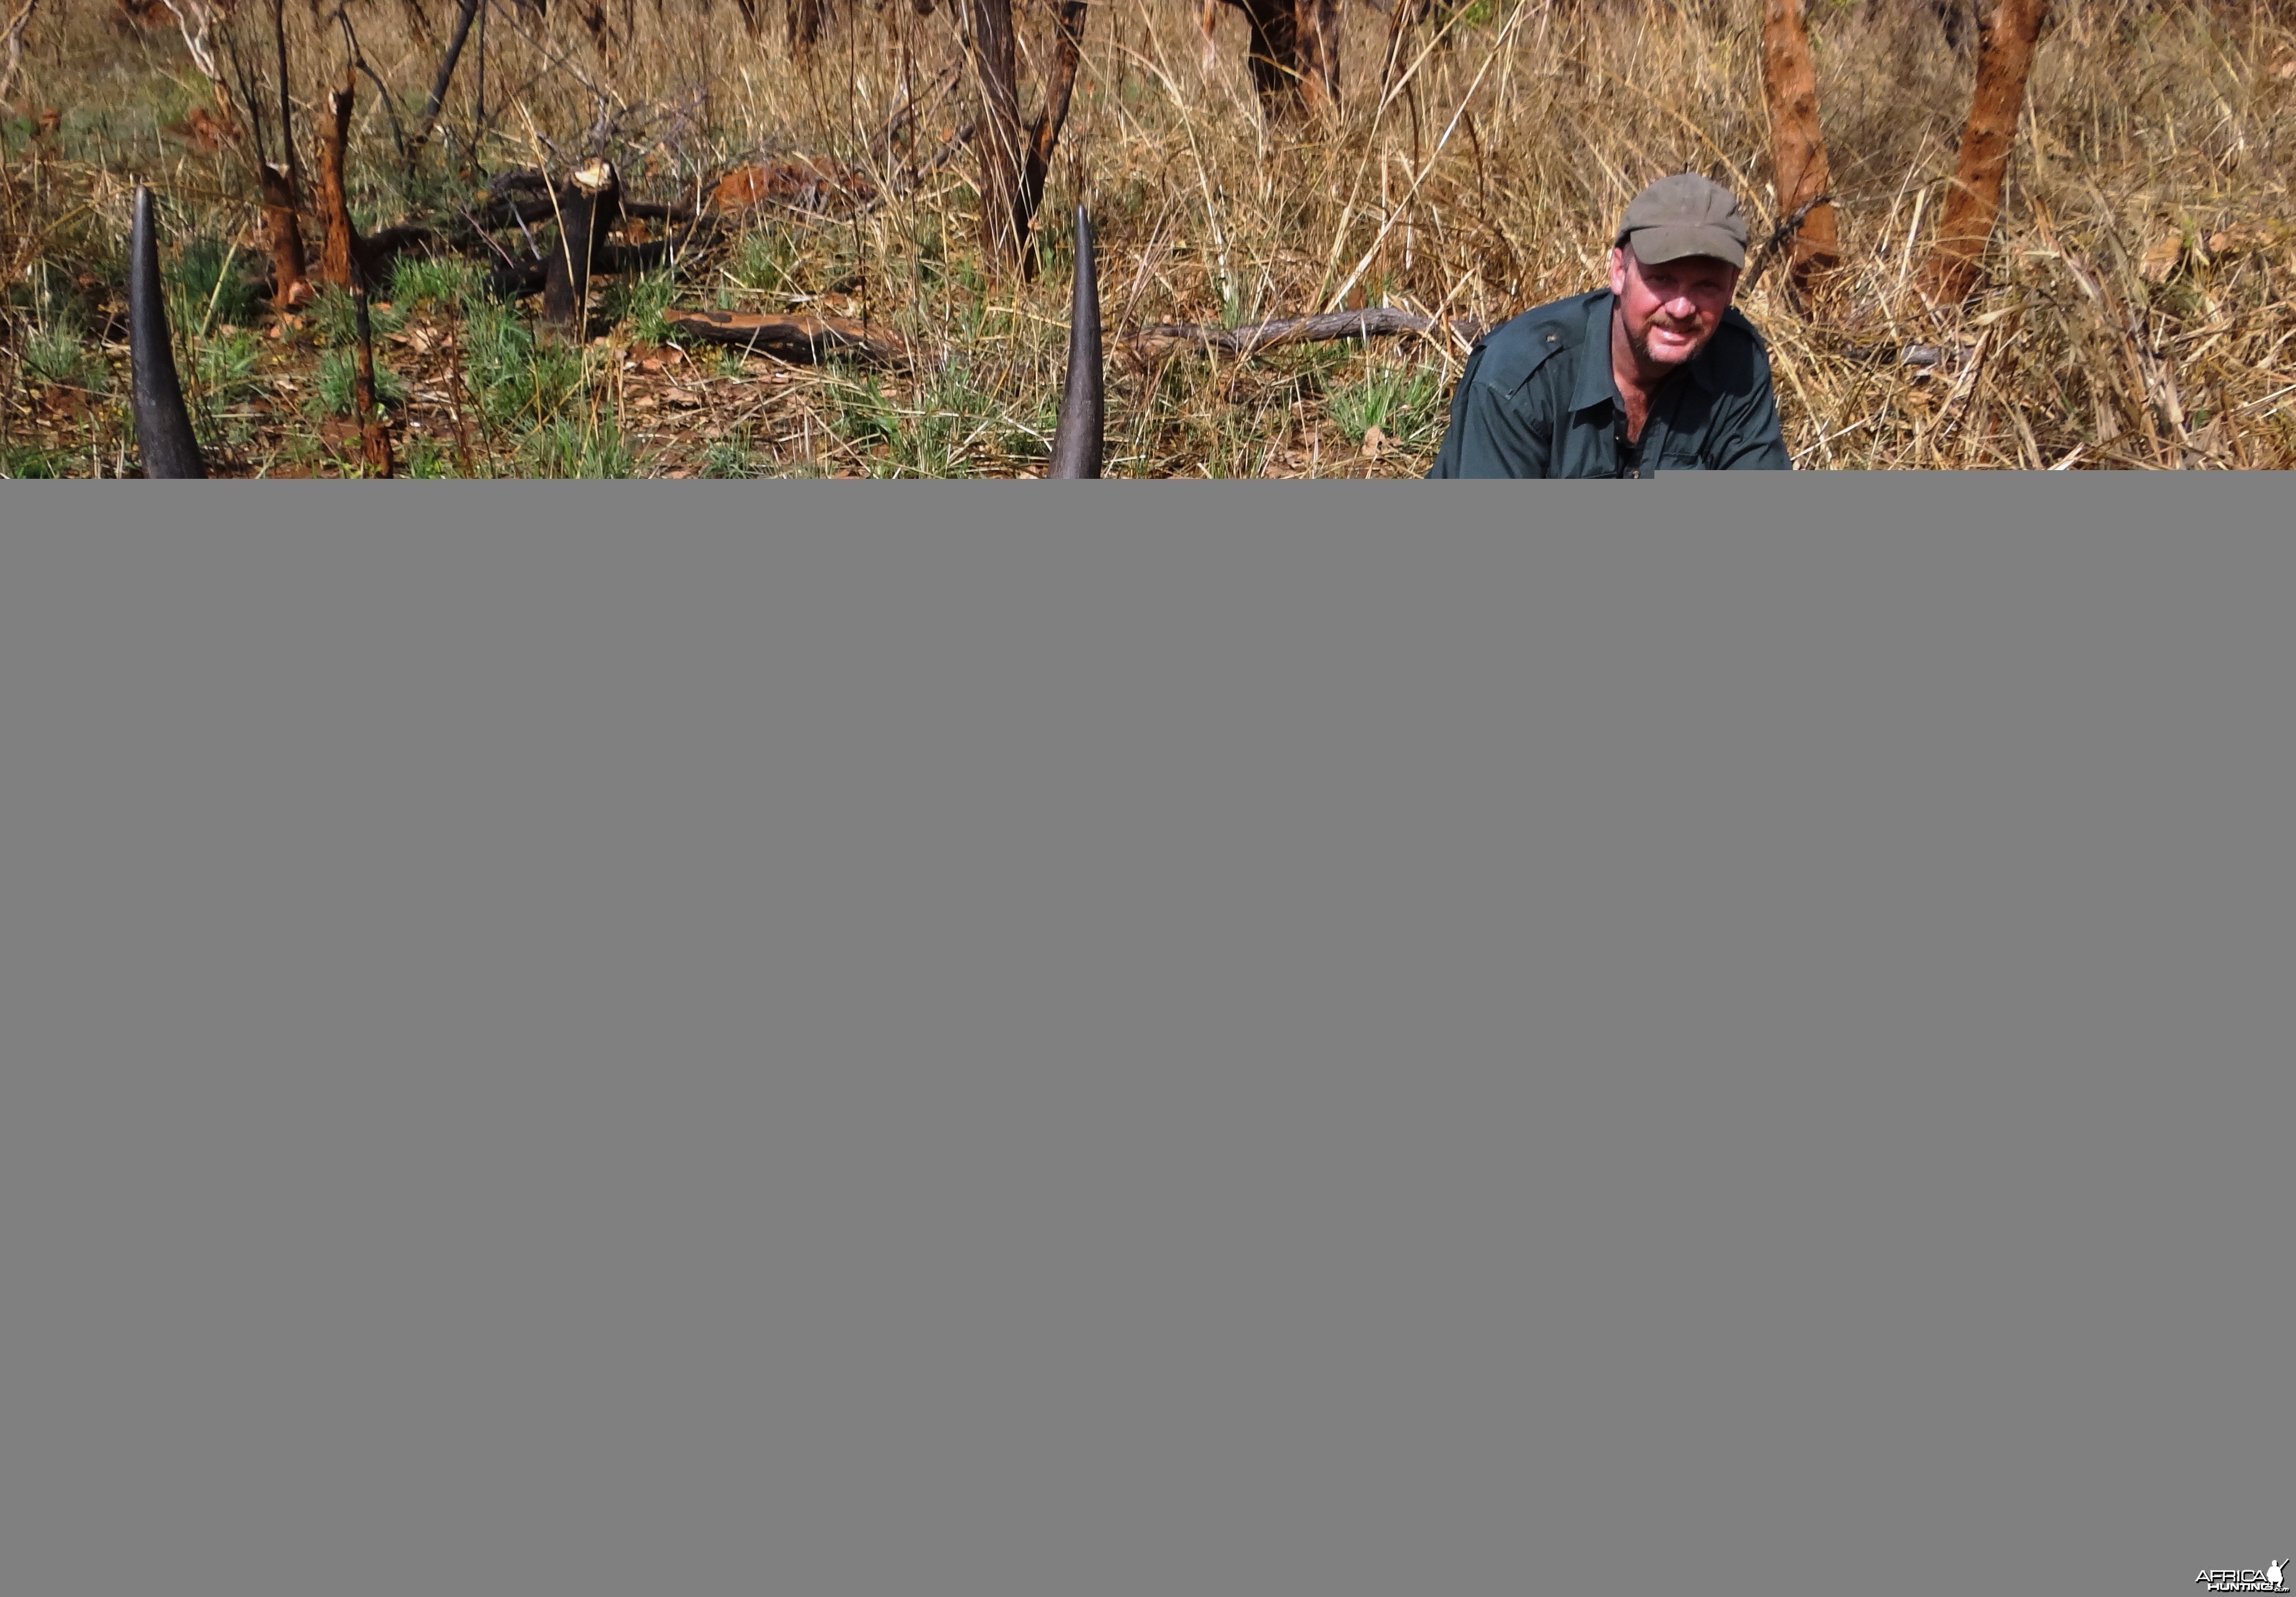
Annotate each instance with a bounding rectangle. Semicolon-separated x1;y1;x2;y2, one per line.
662;307;907;365
270;0;300;199
1127;306;1474;356
408;0;484;170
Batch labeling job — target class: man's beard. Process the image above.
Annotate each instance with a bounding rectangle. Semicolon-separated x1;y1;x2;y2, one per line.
1625;311;1710;371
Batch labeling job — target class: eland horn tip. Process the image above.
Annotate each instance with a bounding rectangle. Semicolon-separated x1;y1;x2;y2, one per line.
130;182;207;479
1047;203;1103;479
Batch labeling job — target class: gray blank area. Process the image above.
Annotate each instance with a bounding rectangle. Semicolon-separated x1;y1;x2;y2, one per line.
1;481;2288;1597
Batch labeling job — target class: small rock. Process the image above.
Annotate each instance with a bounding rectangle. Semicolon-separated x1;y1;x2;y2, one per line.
1361;425;1388;459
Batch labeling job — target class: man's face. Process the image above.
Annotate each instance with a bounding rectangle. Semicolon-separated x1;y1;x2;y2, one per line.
1608;245;1739;371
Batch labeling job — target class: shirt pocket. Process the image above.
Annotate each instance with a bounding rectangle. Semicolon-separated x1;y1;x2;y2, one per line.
1654;449;1710;472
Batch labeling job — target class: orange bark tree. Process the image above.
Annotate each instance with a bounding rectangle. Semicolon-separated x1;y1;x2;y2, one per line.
1921;0;2051;304
1757;0;1841;295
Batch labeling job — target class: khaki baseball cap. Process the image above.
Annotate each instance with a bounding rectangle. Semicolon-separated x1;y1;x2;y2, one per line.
1614;174;1749;270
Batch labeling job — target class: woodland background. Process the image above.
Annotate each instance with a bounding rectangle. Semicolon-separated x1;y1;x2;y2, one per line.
3;0;2293;476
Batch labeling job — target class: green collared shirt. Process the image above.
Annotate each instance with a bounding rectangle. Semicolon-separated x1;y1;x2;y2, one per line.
1429;289;1789;478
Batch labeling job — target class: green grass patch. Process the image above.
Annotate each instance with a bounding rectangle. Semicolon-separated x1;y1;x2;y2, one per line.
168;236;261;335
193;329;267;408
725;230;799;299
21;320;104;392
1;440;76;477
311;347;409;417
1325;361;1445;447
522;413;636;477
699;426;766;477
460;299;585;427
389;255;485;312
306;286;408;347
602;266;678;345
403;434;464;477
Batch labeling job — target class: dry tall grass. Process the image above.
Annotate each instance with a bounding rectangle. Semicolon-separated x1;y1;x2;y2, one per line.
5;0;2294;473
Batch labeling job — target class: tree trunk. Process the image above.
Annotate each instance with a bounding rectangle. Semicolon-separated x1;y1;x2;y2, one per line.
963;0;1025;269
258;161;312;306
1921;0;2049;305
1758;0;1840;295
787;0;827;56
352;282;393;476
1292;0;1340;119
315;71;361;290
1212;0;1338;118
541;161;622;336
1018;0;1089;254
1224;0;1300;110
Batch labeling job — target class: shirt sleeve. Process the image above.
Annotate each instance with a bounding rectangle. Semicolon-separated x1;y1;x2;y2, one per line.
1712;347;1791;471
1429;344;1553;478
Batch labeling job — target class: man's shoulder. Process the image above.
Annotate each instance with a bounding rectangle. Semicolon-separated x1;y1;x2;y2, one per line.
1464;292;1605;397
1696;306;1774;394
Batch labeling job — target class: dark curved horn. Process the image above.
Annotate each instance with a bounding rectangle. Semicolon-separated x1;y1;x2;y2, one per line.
1047;204;1103;479
130;183;206;479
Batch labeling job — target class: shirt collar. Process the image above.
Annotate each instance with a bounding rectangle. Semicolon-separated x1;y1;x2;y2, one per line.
1571;289;1725;412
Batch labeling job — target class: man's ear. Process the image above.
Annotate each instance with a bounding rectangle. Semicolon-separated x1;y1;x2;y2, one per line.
1608;246;1630;297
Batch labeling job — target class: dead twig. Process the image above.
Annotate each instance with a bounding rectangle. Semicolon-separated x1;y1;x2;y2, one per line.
663;307;907;365
1128;306;1475;356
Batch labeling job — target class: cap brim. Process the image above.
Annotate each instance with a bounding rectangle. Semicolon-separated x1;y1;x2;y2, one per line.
1626;225;1746;270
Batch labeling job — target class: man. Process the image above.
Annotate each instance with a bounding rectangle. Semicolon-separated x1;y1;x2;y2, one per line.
1430;174;1789;477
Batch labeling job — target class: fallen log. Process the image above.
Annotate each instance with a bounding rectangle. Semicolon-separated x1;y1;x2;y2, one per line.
710;156;878;217
663;307;906;365
1127;306;1476;357
487;168;696;224
487;240;681;302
